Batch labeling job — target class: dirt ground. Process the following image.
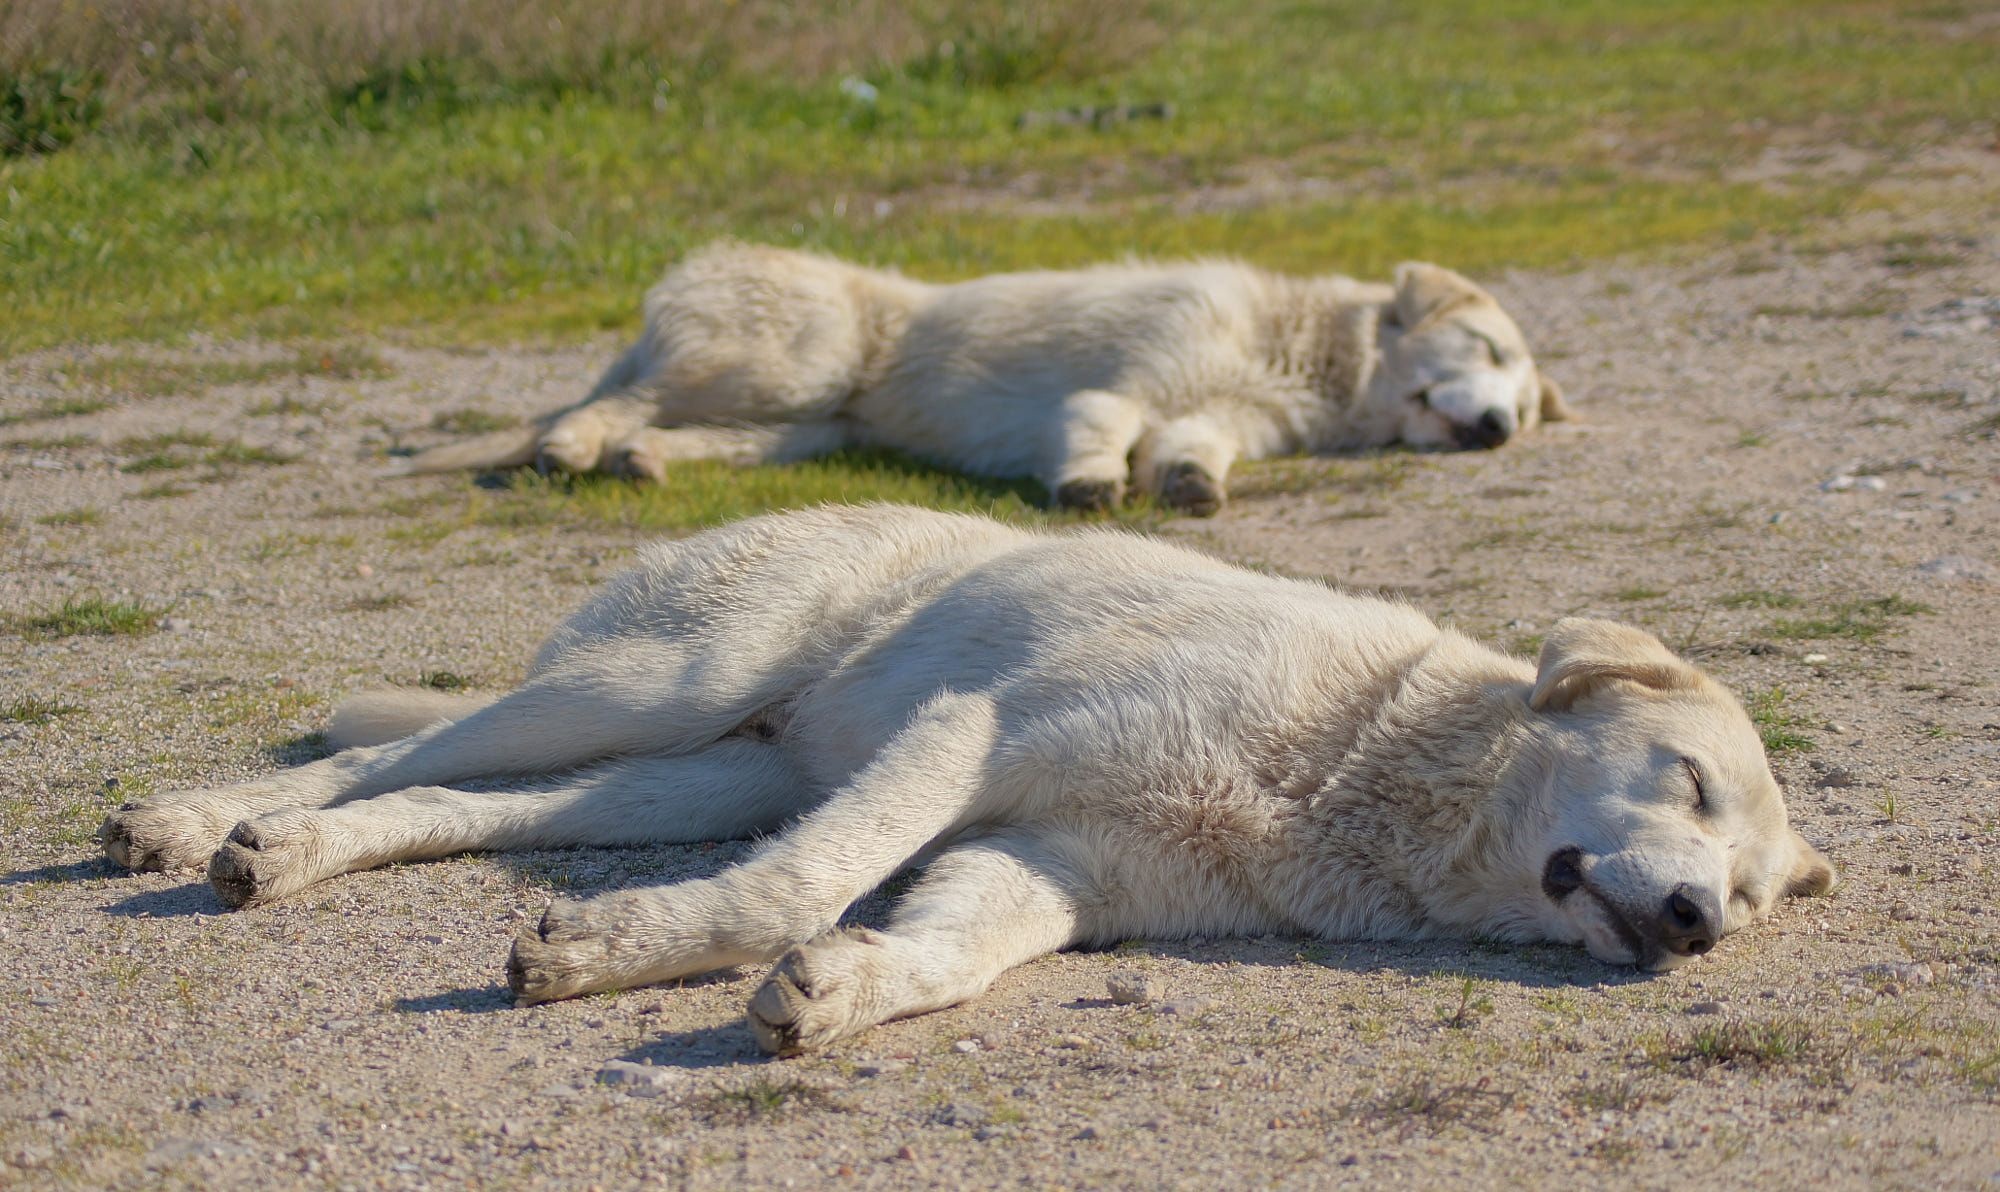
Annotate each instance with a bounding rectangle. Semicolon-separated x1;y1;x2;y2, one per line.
3;216;1998;1189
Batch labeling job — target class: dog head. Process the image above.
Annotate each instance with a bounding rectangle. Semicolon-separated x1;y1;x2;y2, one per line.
1377;262;1570;449
1511;618;1835;970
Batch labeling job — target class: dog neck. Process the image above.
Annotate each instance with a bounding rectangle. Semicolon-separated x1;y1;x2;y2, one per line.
1254;276;1383;445
1271;636;1545;940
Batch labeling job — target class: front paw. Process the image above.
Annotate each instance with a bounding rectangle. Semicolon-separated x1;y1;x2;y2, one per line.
534;426;602;475
606;441;668;485
746;928;885;1055
100;800;232;872
507;897;617;1006
1159;462;1224;517
1053;478;1125;513
207;814;321;909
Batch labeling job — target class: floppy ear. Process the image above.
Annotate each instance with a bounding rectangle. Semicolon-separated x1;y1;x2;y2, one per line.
1537;372;1574;422
1784;831;1838;897
1390;261;1489;330
1529;617;1702;712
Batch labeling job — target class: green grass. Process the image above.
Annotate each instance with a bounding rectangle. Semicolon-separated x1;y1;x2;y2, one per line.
0;397;111;426
3;0;1992;352
34;507;102;526
68;348;390;397
1;695;83;724
1747;686;1815;757
1768;595;1934;645
463;449;1163;533
1718;589;1800;610
12;596;162;639
1648;1017;1819;1073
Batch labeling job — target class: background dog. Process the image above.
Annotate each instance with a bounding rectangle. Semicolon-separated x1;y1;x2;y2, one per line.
398;245;1571;515
99;505;1831;1052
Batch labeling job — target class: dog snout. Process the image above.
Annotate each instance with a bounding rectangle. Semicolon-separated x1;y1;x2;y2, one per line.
1454;410;1512;449
1658;884;1718;957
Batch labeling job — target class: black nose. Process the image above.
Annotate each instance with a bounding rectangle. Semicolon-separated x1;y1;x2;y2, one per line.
1454;411;1511;449
1542;847;1585;900
1659;885;1717;956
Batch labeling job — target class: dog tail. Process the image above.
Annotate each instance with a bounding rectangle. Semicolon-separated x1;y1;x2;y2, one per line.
383;425;544;477
327;689;499;750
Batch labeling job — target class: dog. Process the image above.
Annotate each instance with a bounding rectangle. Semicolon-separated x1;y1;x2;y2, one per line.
395;244;1571;516
98;505;1830;1053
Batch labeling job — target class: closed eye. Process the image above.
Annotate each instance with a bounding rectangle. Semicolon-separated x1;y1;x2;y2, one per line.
1468;329;1505;366
1682;757;1708;813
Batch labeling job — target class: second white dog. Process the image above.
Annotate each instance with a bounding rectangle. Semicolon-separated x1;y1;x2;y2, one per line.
399;244;1570;515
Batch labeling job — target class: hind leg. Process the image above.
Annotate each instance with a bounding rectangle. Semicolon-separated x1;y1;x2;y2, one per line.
103;641;787;872
508;691;1003;1004
207;740;811;908
747;826;1095;1053
605;421;851;484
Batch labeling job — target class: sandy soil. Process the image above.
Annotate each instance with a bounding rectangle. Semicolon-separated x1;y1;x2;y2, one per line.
3;220;1998;1189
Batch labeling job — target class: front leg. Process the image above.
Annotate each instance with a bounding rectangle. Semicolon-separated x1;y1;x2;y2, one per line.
508;691;1006;1004
1045;390;1145;512
746;827;1096;1053
1134;415;1241;517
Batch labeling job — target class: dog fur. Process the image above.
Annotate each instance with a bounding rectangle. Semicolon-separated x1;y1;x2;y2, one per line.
97;505;1830;1053
396;244;1571;515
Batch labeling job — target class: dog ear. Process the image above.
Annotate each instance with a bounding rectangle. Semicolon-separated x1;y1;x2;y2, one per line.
1784;831;1838;897
1537;372;1574;422
1391;262;1489;330
1529;617;1701;712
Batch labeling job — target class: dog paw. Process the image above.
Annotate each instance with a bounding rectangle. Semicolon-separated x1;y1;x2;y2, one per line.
99;799;233;872
534;427;602;475
1053;478;1125;513
606;442;668;485
1158;462;1224;517
746;928;886;1055
206;814;322;909
507;897;617;1006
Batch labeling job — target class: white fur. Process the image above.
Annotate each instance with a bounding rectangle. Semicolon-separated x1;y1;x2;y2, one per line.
99;506;1829;1052
397;246;1571;515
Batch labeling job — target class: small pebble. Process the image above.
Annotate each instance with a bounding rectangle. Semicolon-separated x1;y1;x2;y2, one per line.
1105;971;1159;1005
950;1039;980;1054
1685;1001;1725;1016
1889;902;1920;921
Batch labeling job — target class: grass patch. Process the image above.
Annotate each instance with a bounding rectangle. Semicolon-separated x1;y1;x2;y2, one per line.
34;507;101;526
1349;1076;1510;1139
1647;1017;1820;1074
5;1;1990;351
1609;585;1666;602
469;448;1159;534
1718;589;1800;610
419;670;473;691
0;397;111;426
117;431;291;473
698;1079;839;1123
1768;595;1934;645
132;481;193;500
12;595;162;639
0;695;83;724
345;593;415;612
72;347;391;398
1747;686;1816;756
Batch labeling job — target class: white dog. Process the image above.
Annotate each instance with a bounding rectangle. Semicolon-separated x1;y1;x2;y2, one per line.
398;244;1571;515
99;506;1830;1053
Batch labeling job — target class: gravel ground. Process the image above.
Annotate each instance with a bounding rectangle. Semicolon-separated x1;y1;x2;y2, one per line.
3;216;1998;1189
